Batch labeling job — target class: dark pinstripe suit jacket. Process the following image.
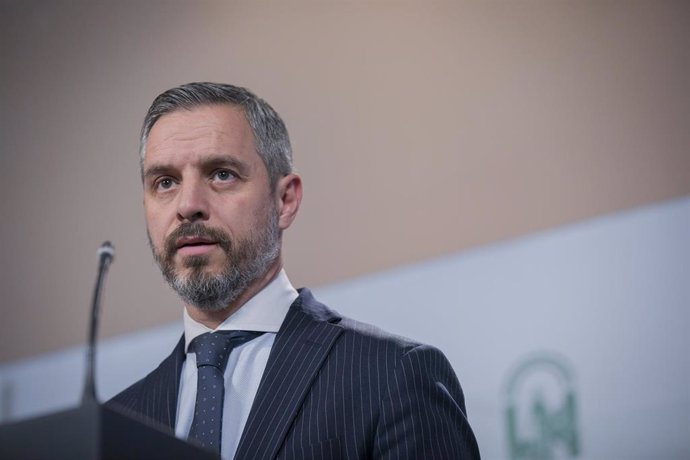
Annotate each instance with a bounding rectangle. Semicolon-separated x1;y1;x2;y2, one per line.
108;289;480;459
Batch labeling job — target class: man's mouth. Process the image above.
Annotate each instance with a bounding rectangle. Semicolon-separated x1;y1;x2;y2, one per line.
175;236;219;256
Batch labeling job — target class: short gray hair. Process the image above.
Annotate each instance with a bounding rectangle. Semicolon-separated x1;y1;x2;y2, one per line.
140;82;293;188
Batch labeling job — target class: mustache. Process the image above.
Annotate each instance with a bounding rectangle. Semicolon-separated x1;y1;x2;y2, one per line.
163;223;232;258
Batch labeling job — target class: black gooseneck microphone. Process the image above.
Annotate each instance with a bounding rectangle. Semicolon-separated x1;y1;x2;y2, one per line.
81;241;115;404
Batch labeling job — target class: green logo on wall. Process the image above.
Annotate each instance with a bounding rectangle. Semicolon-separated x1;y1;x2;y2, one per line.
505;352;580;460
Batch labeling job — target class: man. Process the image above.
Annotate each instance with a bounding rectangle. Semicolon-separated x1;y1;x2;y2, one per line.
109;82;480;459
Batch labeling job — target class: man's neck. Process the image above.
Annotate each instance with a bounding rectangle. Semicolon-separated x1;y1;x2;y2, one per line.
185;259;283;329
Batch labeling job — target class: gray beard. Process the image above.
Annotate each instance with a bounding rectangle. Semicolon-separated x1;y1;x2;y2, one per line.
149;210;280;312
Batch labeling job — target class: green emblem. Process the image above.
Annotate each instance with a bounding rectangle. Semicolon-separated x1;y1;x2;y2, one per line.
505;352;580;460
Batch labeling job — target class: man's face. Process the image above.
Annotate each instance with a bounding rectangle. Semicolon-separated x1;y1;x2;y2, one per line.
142;104;280;311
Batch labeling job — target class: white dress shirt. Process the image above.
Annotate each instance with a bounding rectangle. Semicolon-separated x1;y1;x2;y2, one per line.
175;270;298;460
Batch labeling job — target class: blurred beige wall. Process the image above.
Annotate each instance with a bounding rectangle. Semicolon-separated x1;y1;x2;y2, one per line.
1;0;689;362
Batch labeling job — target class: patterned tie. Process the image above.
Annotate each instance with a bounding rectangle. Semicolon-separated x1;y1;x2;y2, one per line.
187;330;264;454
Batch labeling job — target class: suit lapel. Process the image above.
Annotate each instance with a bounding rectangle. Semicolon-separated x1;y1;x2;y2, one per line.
235;289;343;459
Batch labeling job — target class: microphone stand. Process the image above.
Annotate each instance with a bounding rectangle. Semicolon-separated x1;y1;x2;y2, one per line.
82;241;115;404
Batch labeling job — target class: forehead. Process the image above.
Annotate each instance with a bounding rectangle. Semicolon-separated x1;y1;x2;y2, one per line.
144;104;259;165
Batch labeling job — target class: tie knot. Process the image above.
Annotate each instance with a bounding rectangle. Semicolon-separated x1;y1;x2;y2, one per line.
189;330;264;371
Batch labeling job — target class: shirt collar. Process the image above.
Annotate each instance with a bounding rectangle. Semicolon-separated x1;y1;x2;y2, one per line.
183;269;298;352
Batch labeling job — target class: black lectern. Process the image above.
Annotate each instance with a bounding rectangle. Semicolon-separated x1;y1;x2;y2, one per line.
0;400;218;460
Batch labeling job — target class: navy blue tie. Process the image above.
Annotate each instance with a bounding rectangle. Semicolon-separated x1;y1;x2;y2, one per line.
187;330;264;454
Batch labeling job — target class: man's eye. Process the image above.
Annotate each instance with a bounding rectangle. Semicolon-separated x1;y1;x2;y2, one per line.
214;170;235;181
156;178;174;190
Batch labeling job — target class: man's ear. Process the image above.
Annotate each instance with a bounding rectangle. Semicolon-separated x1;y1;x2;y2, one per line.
275;173;302;230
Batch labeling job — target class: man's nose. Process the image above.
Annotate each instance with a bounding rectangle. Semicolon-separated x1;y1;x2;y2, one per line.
176;179;210;222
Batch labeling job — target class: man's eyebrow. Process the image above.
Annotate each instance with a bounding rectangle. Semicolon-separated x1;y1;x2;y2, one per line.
200;155;249;174
143;164;173;181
